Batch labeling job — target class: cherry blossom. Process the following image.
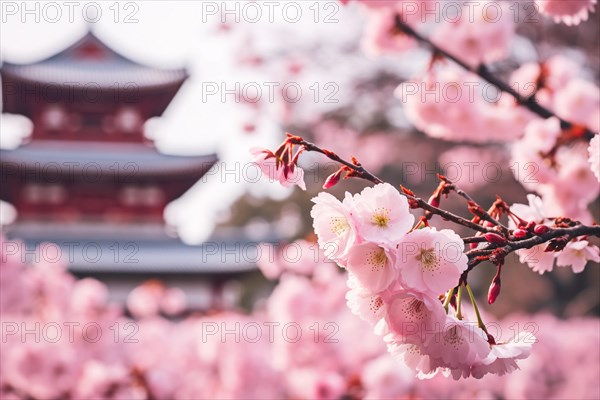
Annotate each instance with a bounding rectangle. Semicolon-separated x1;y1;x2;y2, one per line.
515;246;557;275
346;273;389;328
397;227;468;296
2;232;599;392
361;355;414;399
553;79;600;132
535;0;597;26
384;290;446;345
510;118;560;190
511;117;598;228
509;195;557;274
471;331;535;378
126;280;166;318
351;183;415;245
361;8;416;56
3;342;82;400
311;192;357;261
400;67;530;143
421;315;490;376
431;0;514;67
346;242;398;293
539;143;599;223
250;147;306;190
385;340;441;379
555;240;600;273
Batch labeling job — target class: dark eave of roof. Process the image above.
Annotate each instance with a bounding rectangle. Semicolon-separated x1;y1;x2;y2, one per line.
5;223;270;275
0;141;217;178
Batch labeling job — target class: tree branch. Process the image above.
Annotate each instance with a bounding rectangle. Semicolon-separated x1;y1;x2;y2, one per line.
286;135;599;279
393;15;596;139
288;136;498;234
466;224;600;272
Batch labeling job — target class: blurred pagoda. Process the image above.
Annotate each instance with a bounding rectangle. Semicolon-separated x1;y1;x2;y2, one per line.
1;33;263;306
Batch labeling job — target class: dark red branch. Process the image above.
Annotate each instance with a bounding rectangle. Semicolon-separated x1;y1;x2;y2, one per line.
465;224;600;273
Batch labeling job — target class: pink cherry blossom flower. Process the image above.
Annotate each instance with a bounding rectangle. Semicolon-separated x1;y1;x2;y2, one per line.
126;280;165;318
555;240;600;273
516;246;557;275
346;243;397;293
311;192;357;261
589;135;600;182
535;0;597;25
397;227;468;296
385;340;442;379
553;79;600;132
510;194;551;225
537;143;599;223
432;0;514;67
250;147;306;190
400;67;529;143
346;274;389;329
361;354;414;399
438;146;509;192
510;118;561;191
4;342;82;400
256;243;285;280
361;8;416;56
286;369;346;400
422;315;491;372
509;195;557;274
351;183;415;245
70;278;109;316
522;117;562;155
471;331;535;378
384;289;446;345
160;287;187;316
72;361;134;399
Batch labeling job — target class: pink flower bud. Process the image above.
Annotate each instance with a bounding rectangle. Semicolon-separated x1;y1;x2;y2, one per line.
525;221;536;232
322;168;345;189
513;229;528;239
484;233;507;245
470;242;479;250
534;225;551;235
488;277;501;304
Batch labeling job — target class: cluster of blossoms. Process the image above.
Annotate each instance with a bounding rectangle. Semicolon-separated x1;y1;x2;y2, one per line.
507;194;600;275
247;0;600;383
349;0;600;226
354;0;596;28
359;0;515;63
400;66;531;143
3;237;599;399
535;0;597;25
250;126;599;381
310;183;534;379
509;55;600;222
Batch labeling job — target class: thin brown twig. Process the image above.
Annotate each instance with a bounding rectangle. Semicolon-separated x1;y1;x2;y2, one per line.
443;181;509;234
286;136;600;278
288;136;499;235
465;224;600;271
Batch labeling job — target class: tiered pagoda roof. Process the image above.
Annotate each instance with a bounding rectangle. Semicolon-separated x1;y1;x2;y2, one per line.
1;33;188;89
0;32;259;279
